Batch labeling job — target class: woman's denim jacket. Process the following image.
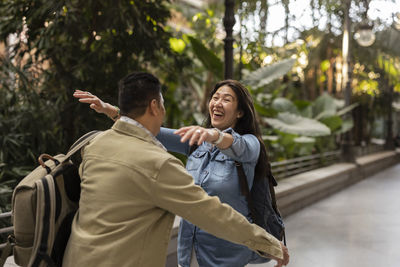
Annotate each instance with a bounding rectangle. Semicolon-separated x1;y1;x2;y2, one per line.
157;127;260;267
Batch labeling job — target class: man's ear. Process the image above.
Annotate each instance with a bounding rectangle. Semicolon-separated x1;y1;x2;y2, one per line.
237;110;244;118
149;99;159;116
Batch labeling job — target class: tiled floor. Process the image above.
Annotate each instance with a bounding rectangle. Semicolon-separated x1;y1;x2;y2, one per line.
247;163;400;267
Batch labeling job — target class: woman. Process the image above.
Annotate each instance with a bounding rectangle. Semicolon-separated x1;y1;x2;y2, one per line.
74;80;275;267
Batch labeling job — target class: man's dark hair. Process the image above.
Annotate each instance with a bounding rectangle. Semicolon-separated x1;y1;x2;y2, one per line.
118;72;162;118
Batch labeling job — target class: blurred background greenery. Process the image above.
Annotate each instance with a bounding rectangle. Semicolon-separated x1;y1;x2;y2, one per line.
1;0;400;212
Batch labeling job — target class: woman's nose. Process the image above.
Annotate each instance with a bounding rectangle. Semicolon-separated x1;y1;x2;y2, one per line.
214;99;223;106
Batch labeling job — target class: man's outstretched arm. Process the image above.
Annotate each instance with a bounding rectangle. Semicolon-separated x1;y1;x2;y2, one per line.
151;157;289;266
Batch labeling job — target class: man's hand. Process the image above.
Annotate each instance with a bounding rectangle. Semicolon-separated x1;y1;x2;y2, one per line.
269;242;289;267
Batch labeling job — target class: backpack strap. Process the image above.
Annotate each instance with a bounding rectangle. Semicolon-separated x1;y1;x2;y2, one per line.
267;174;287;245
29;175;57;267
37;131;102;174
66;130;102;158
235;161;285;244
268;172;280;216
235;162;256;223
235;161;281;214
188;144;198;156
0;237;13;267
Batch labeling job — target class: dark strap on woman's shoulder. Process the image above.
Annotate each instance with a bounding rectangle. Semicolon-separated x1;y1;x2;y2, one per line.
235;161;281;221
188;144;199;155
235;161;256;222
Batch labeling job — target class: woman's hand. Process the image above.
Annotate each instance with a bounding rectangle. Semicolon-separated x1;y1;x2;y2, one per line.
73;90;108;114
73;90;119;120
174;126;218;146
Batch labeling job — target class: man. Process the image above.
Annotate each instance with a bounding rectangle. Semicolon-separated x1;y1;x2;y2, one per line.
62;72;289;267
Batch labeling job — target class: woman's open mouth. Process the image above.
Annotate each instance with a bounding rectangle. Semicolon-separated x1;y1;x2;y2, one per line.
212;110;224;120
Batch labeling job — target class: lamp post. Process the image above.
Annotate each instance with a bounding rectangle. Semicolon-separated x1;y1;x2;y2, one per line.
354;23;375;47
341;0;377;161
354;0;375;47
341;0;355;162
382;14;397;150
354;2;394;150
223;0;235;79
385;83;395;150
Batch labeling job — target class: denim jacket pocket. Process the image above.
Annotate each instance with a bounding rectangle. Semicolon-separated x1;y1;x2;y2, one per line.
212;153;234;179
186;150;207;171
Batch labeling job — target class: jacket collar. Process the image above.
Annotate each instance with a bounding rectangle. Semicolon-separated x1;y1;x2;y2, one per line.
111;119;166;151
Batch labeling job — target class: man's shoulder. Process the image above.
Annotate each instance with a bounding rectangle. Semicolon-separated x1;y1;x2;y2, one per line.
85;129;181;176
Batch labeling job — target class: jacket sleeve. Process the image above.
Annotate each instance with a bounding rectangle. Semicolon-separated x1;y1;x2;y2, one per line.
156;127;190;155
151;156;283;260
219;129;260;163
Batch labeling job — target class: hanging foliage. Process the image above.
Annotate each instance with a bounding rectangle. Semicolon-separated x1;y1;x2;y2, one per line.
242;58;296;89
264;112;331;137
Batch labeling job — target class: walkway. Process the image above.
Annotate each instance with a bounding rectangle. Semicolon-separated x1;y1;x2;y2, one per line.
5;163;399;267
247;163;400;267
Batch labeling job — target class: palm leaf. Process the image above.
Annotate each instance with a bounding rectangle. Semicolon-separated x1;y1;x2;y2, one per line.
338;119;354;133
294;136;316;143
271;97;299;114
262;135;279;141
293;99;311;110
313;93;337;120
254;102;278;117
299;105;313;118
264;112;331;137
334;99;345;109
188;35;223;80
320;115;343;132
336;102;359;116
242;58;296;88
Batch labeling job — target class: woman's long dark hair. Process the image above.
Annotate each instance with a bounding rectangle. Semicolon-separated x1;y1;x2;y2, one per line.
205;80;270;180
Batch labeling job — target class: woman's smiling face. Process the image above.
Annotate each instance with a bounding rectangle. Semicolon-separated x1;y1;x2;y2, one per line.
208;85;243;130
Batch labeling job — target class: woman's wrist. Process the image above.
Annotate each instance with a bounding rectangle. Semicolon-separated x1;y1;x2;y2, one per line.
111;106;120;120
211;128;224;145
105;103;120;120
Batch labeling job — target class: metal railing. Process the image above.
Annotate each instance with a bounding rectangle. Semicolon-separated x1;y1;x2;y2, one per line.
0;211;13;249
271;150;341;180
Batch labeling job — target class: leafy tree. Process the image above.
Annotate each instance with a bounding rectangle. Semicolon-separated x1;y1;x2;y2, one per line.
0;0;188;192
0;0;181;143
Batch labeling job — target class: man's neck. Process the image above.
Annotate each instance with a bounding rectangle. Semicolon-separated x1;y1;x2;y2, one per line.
119;116;165;151
126;115;159;136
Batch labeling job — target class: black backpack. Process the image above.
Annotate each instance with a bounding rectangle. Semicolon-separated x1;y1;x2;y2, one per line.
235;161;286;263
189;144;285;262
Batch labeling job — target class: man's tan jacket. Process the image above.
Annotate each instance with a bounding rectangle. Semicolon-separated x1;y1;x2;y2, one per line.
62;120;283;267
